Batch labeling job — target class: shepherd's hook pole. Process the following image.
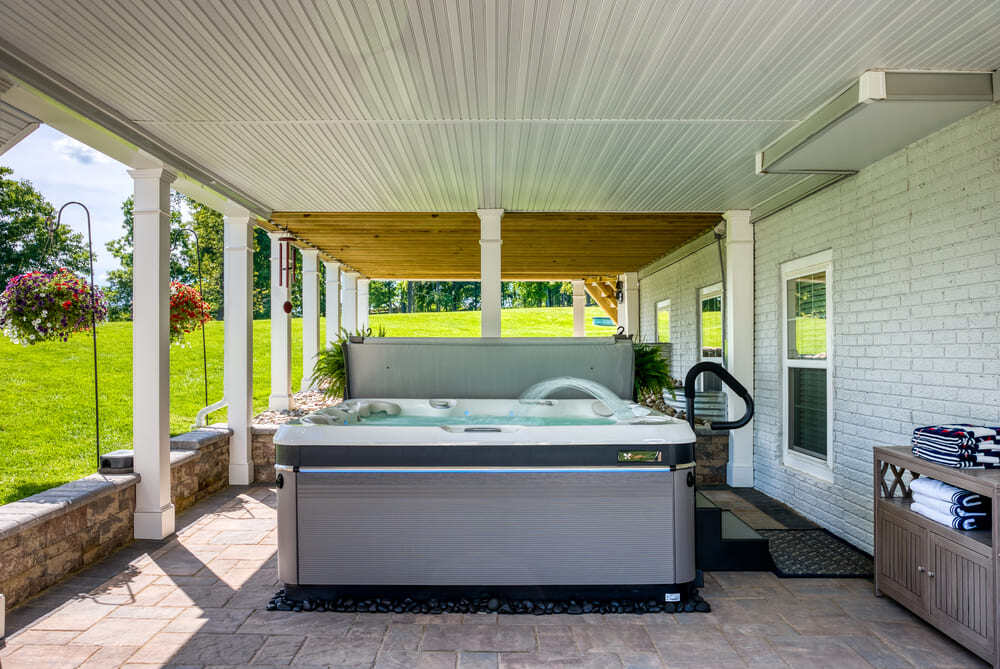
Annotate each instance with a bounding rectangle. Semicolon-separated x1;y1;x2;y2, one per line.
51;202;100;470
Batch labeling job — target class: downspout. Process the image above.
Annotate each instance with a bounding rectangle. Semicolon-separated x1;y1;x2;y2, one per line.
714;221;728;369
194;399;228;428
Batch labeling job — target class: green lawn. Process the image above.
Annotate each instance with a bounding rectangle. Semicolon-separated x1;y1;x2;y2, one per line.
0;305;611;503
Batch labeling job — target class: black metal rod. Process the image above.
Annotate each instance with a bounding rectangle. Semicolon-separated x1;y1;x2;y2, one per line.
176;227;209;407
52;202;100;470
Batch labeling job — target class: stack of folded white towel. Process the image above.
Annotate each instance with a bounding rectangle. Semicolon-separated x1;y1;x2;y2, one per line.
911;424;1000;468
909;477;990;531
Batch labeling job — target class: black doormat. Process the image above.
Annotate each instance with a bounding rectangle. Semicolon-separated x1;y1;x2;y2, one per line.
758;529;873;578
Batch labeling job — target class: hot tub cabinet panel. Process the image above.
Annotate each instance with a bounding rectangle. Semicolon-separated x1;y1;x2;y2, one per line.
278;466;695;590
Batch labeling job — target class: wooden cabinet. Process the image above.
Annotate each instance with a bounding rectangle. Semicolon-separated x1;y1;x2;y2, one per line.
874;447;1000;667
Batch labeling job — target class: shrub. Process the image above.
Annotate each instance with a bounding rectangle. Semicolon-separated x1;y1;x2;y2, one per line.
633;340;675;401
0;268;108;344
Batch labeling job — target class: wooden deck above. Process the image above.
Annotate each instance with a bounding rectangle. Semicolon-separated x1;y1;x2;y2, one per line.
271;211;722;279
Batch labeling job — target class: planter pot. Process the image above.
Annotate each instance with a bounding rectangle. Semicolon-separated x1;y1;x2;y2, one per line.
663;389;728;424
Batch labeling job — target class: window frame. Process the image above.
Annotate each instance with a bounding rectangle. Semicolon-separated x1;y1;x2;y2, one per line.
698;283;723;362
780;250;834;482
655;298;671;343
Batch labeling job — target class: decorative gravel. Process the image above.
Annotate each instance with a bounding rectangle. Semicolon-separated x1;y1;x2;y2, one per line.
251;390;341;425
268;589;711;615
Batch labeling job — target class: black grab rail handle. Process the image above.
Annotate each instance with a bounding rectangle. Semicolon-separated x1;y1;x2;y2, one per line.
683;361;754;432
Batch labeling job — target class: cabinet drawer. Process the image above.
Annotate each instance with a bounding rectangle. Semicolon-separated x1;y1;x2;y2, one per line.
928;530;995;658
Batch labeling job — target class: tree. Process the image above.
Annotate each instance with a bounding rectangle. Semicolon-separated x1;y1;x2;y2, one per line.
182;197;224;319
104;193;191;320
0;166;90;284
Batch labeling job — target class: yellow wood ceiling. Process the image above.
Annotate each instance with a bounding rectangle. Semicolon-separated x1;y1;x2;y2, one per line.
271;212;722;279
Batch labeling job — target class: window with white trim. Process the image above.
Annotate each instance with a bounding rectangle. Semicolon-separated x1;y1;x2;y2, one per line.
655;299;671;343
698;284;723;391
781;250;833;480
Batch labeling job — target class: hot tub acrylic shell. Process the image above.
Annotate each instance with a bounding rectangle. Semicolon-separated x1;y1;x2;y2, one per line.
275;398;697;599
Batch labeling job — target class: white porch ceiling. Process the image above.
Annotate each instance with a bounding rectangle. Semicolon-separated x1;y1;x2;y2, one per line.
0;0;998;213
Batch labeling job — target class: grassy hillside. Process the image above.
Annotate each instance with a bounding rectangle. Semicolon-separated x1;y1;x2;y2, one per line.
0;305;612;503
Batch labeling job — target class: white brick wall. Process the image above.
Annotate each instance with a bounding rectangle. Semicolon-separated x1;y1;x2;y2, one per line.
754;103;1000;552
638;232;724;379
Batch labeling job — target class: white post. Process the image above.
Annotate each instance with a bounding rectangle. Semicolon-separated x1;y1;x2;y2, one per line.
572;280;586;337
323;260;341;346
478;208;503;337
269;232;294;411
724;209;754;487
223;206;254;484
129;166;176;540
621;272;640;338
357;278;370;333
301;249;321;391
342;271;359;334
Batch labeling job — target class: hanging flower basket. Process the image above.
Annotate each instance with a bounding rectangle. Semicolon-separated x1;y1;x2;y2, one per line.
0;268;108;345
169;281;211;344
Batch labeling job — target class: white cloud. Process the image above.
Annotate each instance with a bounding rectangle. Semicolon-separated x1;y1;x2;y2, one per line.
2;125;133;283
53;136;114;165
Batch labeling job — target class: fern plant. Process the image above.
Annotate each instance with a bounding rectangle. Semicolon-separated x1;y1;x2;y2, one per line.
310;325;387;399
633;341;675;401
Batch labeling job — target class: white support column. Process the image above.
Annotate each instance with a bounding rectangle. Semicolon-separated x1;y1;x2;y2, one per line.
269;232;294;411
478;208;503;337
129;166;176;540
621;272;640;338
724;209;754;487
572;280;586;337
323;260;341;346
342;271;359;334
301;249;321;391
357;279;370;333
223;206;254;484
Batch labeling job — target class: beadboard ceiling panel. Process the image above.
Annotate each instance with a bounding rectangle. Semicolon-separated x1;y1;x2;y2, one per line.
0;0;998;213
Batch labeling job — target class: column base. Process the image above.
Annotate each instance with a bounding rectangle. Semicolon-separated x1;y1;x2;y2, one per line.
269;394;294;411
134;504;176;540
726;462;754;488
229;462;254;486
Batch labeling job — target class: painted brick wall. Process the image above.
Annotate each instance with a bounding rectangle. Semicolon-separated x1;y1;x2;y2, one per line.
638;231;724;379
754;103;1000;552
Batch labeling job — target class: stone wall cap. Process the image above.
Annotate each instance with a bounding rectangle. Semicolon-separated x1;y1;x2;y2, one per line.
170;425;232;451
169;449;198;466
0;472;138;541
251;424;279;435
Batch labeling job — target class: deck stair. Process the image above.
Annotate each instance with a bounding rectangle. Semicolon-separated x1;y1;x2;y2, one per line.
583;277;619;324
696;491;774;571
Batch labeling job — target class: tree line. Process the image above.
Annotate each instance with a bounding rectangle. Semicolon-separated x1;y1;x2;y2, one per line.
2;167;590;319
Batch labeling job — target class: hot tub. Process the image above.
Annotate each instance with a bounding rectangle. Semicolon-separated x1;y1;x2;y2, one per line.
274;396;698;602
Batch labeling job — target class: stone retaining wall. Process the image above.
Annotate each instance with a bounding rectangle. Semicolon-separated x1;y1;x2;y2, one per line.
0;426;230;611
695;428;729;486
252;425;278;483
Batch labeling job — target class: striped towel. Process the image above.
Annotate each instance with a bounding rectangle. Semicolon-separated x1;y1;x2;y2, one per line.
911;444;1000;469
911;502;989;531
909;477;983;510
911;493;989;518
912;425;1000;455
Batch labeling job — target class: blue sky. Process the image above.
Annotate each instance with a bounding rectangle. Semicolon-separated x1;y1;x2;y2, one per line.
1;125;133;283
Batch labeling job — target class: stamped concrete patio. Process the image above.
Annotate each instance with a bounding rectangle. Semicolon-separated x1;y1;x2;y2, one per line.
0;486;985;669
